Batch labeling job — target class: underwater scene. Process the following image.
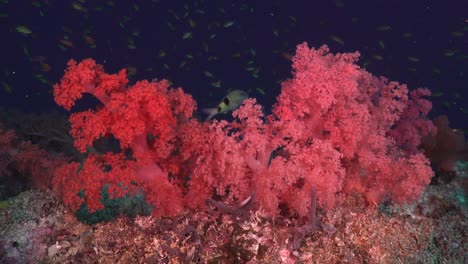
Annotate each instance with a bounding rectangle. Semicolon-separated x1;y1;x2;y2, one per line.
0;0;467;263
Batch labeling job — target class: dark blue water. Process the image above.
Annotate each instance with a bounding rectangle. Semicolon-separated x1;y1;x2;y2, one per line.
1;0;466;129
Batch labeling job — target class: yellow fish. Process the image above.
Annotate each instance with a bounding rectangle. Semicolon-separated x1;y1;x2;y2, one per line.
203;90;249;121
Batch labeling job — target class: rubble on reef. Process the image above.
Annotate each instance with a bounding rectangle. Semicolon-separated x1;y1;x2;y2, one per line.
0;179;466;263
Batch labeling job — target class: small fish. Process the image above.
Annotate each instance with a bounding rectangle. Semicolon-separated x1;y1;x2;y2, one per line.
60;39;74;47
430;91;443;97
330;35;344;45
210;80;221;87
281;52;293;60
334;0;345;8
167;22;176;31
203;90;249;121
223;21;235;28
182;32;192;39
256;87;265;95
378;40;385;49
444;50;457;57
442;101;452;109
83;34;95;46
158;49;166;58
188;19;196;28
16;25;32;34
71;2;87;12
126;66;137;77
372;54;384;61
377;25;391;31
204;71;214;78
2;82;12;94
451;31;464;37
272;29;279;37
40;62;51;72
402;32;412;38
178;60;187;69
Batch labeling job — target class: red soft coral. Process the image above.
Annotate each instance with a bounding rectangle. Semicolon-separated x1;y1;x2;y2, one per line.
53;59;196;216
52;43;436;220
0;123;68;191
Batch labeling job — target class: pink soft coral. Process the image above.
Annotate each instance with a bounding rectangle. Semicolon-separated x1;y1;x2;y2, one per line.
272;43;434;206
